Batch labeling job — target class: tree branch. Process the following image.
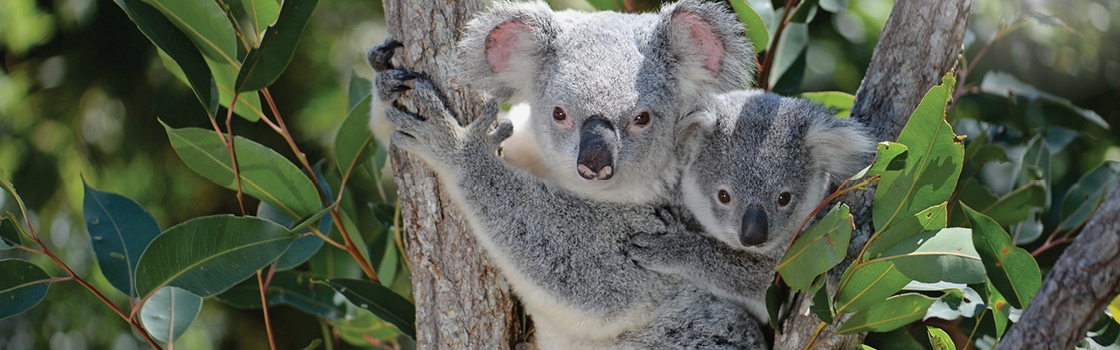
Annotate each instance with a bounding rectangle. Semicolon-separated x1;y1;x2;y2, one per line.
381;0;521;349
994;186;1120;350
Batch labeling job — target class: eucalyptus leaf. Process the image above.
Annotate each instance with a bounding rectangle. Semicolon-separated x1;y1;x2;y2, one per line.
208;58;266;121
140;287;203;343
927;326;956;350
728;0;770;52
836;293;937;335
810;274;834;324
802;91;855;118
879;228;984;284
326;278;416;339
866;142;908;178
834;260;912;315
163;123;322;220
83;181;162;299
768;23;807;90
215;270;345;320
0;216;21;249
981;71;1108;129
348;72;372;112
257;201;329;271
778;203;851;291
585;0;620;11
962;204;1041;309
236;0;320;92
135;215;299;299
140;0;237;65
766;284;783;333
0;259;53;320
1061;161;1120;229
864;202;947;261
335;95;376;180
241;0;280;42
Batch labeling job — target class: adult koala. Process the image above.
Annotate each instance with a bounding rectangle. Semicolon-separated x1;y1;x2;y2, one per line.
630;90;875;323
369;0;754;204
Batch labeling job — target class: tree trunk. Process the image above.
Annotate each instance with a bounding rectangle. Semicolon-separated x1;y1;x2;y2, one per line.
381;1;521;349
773;0;975;348
993;186;1120;350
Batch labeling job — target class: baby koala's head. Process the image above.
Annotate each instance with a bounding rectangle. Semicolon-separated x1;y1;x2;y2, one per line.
677;90;874;254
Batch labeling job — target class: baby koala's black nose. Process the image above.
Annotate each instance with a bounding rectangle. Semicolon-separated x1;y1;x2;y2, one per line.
577;117;617;180
740;207;768;246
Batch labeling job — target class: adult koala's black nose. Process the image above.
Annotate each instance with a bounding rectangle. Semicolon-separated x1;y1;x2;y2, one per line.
577;117;617;180
740;208;768;246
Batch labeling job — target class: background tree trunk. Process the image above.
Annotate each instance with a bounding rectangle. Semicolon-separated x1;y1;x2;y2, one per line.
381;0;521;349
773;0;975;348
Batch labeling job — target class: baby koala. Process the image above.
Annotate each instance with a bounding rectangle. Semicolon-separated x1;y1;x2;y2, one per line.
631;90;875;323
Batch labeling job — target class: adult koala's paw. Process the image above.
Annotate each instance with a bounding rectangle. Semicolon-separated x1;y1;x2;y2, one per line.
629;231;704;273
385;79;462;166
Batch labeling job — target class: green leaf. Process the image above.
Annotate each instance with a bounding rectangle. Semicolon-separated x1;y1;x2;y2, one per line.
257;201;328;271
834;260;912;315
1061;161;1120;230
82;181;162;299
140;0;238;66
348;72;372;113
163;123;322;220
335;94;376;180
819;0;847;12
215;270;345;320
766;284;783;333
866;142;908;178
135;215;299;299
864;202;947;261
801;91;855;118
728;0;770;53
789;0;819;23
241;0;280;42
0;216;21;249
113;0;218;118
778;203;852;291
927;326;956;350
768;22;807;90
336;311;405;346
326;278;416;339
236;0;319;92
982;281;1010;339
962;203;1041;309
969;144;1008;171
979;182;1046;227
874;73;963;234
339;212;373;274
208;58;265;121
861;346;878;350
302;339;323;350
879;228;985;284
140;286;203;343
949;178;997;227
810;274;834;324
1013;135;1051;208
837;293;937;334
923;287;983;321
1109;294;1120;324
980;71;1109;129
585;0;620;11
0;259;53;320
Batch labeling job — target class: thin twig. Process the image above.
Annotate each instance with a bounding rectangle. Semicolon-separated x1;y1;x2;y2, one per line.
758;0;802;89
258;270;278;350
801;321;830;350
226;93;247;216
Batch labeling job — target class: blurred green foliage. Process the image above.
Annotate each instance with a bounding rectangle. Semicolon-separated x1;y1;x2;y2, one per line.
0;0;1118;348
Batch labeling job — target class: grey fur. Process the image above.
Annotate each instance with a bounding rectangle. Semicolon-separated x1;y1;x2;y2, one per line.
451;0;755;204
383;76;767;349
631;90;875;323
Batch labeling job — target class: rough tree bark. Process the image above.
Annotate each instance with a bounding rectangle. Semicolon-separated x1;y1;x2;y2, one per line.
994;186;1120;350
381;0;521;349
773;0;975;348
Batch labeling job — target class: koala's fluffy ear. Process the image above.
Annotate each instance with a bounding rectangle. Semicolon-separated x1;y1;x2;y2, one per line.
675;107;718;162
804;114;876;185
458;2;556;99
658;0;755;99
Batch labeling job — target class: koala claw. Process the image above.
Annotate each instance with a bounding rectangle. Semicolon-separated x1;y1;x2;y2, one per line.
376;69;417;102
366;40;403;71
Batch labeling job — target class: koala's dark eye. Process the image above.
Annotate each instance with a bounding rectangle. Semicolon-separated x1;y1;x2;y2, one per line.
633;112;651;126
718;190;731;204
777;192;792;207
553;107;567;121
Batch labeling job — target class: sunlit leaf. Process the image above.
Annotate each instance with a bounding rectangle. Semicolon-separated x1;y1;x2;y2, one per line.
802;91;855;118
240;0;280;43
778;203;851;291
326;278;416;339
215;270;345;320
335;311;405;346
135;215;299;299
0;259;53;320
962;204;1041;309
140;0;237;66
923;287;983;321
1109;294;1120;324
836;293;937;334
865;142;908;178
1061;161;1120;230
728;0;770;52
82;181;162;299
864;202;947;261
140;286;203;343
768;23;807;90
208;58;265;121
113;0;218;118
927;326;956;350
874;73;963;234
879;228;984;284
236;0;319;92
834;260;911;315
163;123;322;220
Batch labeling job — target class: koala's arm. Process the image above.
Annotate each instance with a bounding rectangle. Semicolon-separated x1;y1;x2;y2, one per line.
629;229;776;322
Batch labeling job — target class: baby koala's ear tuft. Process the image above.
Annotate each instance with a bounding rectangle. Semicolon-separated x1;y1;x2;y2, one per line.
803;112;876;185
457;2;558;99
